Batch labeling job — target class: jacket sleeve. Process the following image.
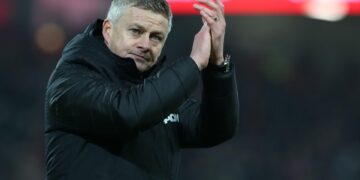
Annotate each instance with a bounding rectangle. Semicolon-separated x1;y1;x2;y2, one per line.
45;57;200;138
178;63;239;148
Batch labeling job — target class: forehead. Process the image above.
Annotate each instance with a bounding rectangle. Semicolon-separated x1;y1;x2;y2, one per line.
118;7;169;33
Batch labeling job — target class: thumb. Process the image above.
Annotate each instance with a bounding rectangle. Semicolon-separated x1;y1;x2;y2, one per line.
201;17;206;25
199;22;210;33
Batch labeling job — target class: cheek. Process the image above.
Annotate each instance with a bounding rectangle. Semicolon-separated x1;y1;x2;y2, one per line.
110;32;131;56
112;40;131;57
153;46;163;58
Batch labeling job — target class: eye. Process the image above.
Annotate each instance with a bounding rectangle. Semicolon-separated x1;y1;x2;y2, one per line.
129;28;141;35
151;35;163;43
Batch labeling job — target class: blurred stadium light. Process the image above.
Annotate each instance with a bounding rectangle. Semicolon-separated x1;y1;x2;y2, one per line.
0;0;14;27
168;0;360;21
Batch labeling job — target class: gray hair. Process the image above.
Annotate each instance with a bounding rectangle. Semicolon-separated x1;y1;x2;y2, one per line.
106;0;173;32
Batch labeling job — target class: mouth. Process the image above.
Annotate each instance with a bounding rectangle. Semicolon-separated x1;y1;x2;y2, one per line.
129;53;150;63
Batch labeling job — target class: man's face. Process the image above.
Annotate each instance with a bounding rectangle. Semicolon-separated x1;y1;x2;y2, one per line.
103;7;169;72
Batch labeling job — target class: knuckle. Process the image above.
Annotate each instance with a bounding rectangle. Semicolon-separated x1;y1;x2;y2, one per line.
215;33;222;39
208;20;215;25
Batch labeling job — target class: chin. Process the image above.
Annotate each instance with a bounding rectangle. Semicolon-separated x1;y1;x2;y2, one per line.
135;64;150;73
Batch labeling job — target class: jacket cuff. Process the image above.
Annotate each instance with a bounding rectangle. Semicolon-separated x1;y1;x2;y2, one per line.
202;62;236;98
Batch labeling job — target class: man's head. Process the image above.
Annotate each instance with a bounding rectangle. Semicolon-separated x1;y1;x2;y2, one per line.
102;0;173;72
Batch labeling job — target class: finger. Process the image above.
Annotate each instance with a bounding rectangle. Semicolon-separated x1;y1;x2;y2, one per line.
193;5;210;25
199;10;216;26
215;0;225;11
197;1;224;23
198;0;217;9
198;0;224;14
194;4;217;19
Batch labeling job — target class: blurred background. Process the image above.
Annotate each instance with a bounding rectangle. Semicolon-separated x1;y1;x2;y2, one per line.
1;0;360;179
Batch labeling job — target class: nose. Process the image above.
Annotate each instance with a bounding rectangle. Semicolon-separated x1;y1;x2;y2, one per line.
137;35;151;51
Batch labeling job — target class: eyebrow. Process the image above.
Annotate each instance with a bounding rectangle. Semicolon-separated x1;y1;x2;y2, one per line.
130;23;144;30
130;23;166;37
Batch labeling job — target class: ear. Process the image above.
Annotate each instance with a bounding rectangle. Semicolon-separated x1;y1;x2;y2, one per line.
102;19;112;45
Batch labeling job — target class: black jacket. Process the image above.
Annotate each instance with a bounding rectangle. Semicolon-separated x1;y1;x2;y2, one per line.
45;19;239;180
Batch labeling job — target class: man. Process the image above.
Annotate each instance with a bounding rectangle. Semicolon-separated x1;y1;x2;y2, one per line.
44;0;239;179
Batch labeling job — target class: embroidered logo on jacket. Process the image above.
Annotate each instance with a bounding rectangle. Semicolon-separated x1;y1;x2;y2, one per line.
163;114;179;124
